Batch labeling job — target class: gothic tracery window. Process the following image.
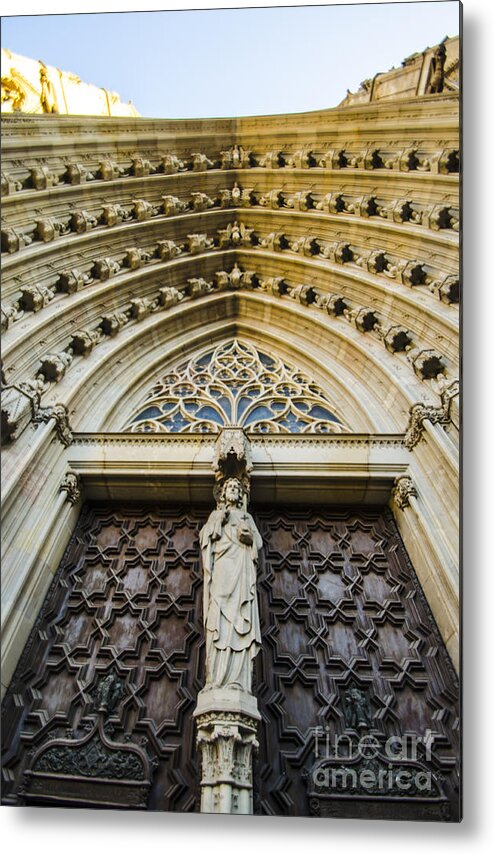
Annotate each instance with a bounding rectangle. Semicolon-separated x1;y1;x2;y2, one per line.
125;339;348;434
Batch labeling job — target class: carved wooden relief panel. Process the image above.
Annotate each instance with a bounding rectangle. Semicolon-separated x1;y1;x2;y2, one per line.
253;507;460;821
1;504;207;810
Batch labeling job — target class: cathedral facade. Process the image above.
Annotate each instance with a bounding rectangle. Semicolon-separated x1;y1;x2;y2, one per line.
1;37;460;820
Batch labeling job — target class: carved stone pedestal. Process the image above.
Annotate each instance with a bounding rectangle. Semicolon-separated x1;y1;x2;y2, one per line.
194;689;260;814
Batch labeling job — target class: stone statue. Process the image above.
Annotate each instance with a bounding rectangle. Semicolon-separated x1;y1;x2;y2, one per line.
428;42;447;94
39;65;58;113
199;477;262;694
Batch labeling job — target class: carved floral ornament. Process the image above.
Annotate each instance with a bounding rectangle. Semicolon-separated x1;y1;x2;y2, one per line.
126;340;347;435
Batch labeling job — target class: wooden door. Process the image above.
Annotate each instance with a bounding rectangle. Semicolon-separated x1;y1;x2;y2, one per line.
1;504;207;810
253;507;460;820
2;503;459;819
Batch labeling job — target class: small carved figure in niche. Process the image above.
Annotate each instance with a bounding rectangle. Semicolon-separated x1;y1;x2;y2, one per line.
200;477;262;694
343;686;373;730
39;64;58;113
95;671;125;714
428;42;447;94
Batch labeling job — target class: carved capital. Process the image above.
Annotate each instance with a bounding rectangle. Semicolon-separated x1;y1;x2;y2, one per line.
59;471;81;505
404;380;459;449
392;475;417;510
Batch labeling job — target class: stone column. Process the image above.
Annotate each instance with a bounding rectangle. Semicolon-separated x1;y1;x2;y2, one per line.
193;428;261;814
194;694;260;814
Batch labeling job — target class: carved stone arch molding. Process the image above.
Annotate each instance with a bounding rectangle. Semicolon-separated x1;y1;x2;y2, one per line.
33;293;435;437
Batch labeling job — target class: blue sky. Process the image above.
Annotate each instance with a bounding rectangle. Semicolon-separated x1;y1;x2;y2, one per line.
2;2;461;118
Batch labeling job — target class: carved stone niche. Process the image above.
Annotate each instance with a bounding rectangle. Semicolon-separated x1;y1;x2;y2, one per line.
212;427;253;488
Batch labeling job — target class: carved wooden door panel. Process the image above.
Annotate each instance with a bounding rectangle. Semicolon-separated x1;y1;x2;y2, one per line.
1;504;207;810
253;507;460;821
3;502;460;819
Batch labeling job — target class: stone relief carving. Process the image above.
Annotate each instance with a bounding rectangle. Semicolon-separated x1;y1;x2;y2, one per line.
57;268;92;293
59;471;81;505
404;380;459;450
33;402;73;446
343;686;373;730
392;475;417;510
38;352;73;383
191;152;215;172
64;162;95;185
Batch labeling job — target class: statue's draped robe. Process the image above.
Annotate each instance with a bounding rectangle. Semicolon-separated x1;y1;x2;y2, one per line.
200;507;262;691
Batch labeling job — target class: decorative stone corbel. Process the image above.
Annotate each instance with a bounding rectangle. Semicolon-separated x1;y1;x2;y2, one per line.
212;426;253;489
33;403;73;446
392;475;417;510
404;380;459;450
59;471;81;505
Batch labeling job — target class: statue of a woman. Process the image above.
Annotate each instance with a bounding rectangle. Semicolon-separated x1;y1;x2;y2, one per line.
199;477;262;694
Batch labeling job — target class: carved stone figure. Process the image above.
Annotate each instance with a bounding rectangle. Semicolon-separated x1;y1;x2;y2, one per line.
130;157;153;177
38;351;73;383
156;239;182;261
220;145;252;169
70;210;99;234
20;284;55;312
191;152;214;172
100;312;128;337
392;475;417;510
35;217;70;242
92;257;121;281
158;287;184;308
200;478;262;693
100;203;132;226
187;278;213;299
428;42;447;94
187;233;214;254
124;247;152;269
59;472;81;505
191;191;215;211
343;686;373;730
1;227;32;253
98;159;124;181
94;672;125;714
64;163;95;185
162;194;187;216
161;153;186;174
29;165;59;190
132;199;158;221
39;65;58;113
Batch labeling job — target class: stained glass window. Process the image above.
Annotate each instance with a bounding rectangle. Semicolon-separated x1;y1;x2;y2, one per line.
125;339;348;434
